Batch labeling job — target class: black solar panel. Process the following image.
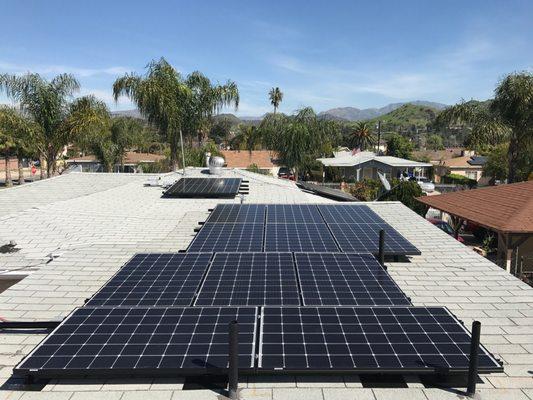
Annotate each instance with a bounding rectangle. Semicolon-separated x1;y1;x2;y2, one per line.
328;223;420;255
266;204;324;224
264;223;339;252
296;182;358;202
295;253;411;306
86;253;212;307
195;253;300;306
259;307;502;373
15;307;258;377
163;178;242;198
205;204;266;224
318;204;386;224
187;223;264;252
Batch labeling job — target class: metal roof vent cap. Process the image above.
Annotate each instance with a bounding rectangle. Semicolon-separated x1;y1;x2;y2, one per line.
209;156;225;175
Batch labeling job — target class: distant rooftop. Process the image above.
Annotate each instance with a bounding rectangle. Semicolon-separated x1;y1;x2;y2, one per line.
318;151;432;168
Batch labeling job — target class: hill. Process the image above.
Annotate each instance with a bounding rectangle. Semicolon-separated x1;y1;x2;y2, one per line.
319;101;447;121
366;103;440;133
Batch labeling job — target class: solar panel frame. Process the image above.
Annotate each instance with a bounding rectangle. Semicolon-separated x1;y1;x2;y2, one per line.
294;253;411;306
205;204;266;224
86;253;213;307
163;178;242;198
259;306;502;373
15;306;258;378
317;204;387;224
195;252;301;306
187;223;264;252
328;223;421;255
264;223;340;252
266;204;325;224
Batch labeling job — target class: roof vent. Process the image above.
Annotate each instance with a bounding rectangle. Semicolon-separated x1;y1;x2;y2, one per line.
209;156;225;175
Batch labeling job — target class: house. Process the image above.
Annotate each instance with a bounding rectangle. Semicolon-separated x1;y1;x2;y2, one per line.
0;170;531;398
317;151;432;182
220;150;279;175
433;153;489;184
66;151;165;173
417;180;533;274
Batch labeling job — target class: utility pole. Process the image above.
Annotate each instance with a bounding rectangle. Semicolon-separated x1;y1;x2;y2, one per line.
376;121;381;155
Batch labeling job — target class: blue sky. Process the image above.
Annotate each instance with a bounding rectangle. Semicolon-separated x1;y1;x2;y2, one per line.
1;0;532;116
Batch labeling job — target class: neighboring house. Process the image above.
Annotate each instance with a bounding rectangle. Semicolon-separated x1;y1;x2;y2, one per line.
66;152;165;173
417;180;533;275
433;153;489;185
412;147;464;162
317;151;432;182
220;150;279;175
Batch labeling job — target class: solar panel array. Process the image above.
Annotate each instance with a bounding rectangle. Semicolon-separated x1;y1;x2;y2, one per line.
163;178;242;198
15;203;503;379
189;204;419;255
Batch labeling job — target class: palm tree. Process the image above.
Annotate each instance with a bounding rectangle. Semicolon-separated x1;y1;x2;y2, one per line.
114;58;190;171
348;121;375;151
183;71;239;144
437;72;533;183
261;107;336;181
0;73;105;177
269;87;283;114
113;59;239;171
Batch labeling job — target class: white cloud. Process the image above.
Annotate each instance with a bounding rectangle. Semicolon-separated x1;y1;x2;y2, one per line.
0;61;131;77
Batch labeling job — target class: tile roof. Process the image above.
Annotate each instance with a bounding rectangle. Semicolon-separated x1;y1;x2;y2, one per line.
67;152;165;164
438;155;484;168
0;170;533;398
220;150;278;168
417;180;533;233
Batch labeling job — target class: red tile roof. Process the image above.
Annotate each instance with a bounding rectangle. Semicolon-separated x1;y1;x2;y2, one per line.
220;150;278;168
416;180;533;233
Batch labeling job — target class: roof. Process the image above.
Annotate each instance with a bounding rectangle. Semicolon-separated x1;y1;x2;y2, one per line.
438;155;485;168
318;151;432;168
1;170;533;398
417;180;533;233
220;150;278;168
412;147;464;162
67;151;165;164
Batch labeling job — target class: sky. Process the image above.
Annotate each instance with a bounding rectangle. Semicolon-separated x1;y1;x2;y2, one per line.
0;0;532;116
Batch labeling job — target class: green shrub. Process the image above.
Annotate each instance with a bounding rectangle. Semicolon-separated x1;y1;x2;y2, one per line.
379;180;427;215
347;179;381;201
442;173;477;188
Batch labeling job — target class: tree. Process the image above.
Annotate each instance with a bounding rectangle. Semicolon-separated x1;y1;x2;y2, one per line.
386;134;414;159
426;134;444;151
436;72;533;183
348;121;375;151
231;124;262;154
380;180;426;215
0;106;37;186
182;71;239;144
113;58;239;171
261;107;336;180
0;73;105;177
269;87;283;114
483;142;532;182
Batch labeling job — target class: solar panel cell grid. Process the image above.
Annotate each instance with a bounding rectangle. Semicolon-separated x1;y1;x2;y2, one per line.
295;253;411;306
264;223;339;252
318;204;386;224
195;252;300;306
328;223;420;255
16;307;258;375
259;307;501;372
187;223;264;252
86;253;213;307
266;205;324;224
206;204;266;224
164;178;242;198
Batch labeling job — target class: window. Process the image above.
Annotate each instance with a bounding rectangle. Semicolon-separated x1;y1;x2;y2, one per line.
466;171;477;180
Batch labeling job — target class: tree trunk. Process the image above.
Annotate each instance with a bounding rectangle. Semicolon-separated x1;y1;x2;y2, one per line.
17;156;25;185
4;155;12;187
169;139;178;172
39;155;45;179
507;135;519;183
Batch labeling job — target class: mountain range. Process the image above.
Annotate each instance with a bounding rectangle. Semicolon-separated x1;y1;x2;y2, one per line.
111;100;448;123
317;101;447;121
